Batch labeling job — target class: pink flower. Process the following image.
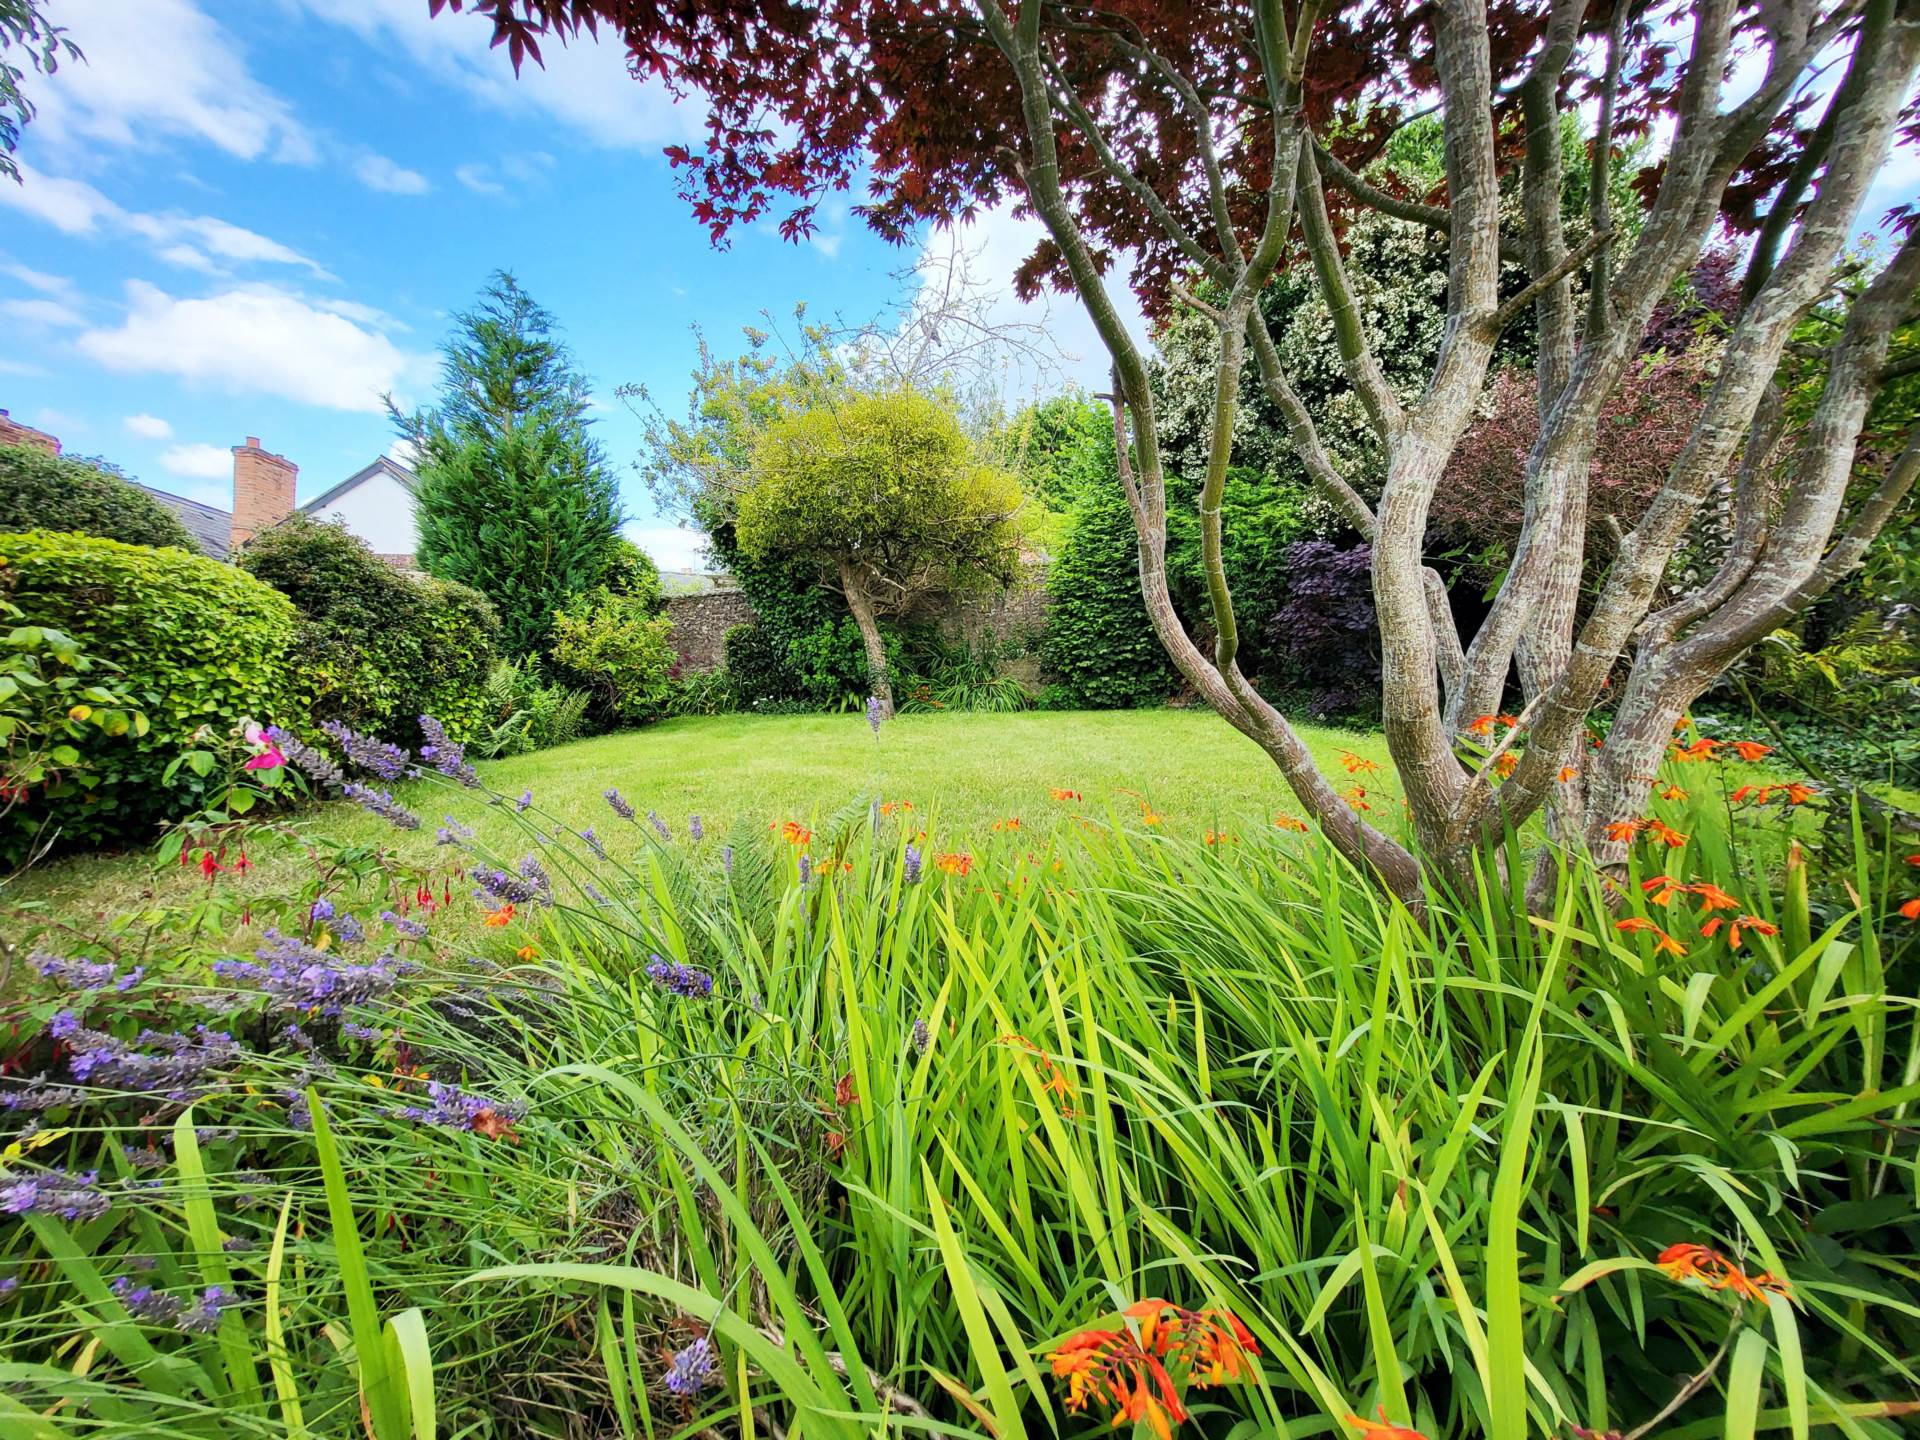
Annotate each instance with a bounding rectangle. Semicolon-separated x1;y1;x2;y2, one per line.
243;744;286;772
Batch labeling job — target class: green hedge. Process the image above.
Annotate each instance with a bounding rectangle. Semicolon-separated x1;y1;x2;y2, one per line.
0;530;304;854
0;443;197;551
238;515;497;747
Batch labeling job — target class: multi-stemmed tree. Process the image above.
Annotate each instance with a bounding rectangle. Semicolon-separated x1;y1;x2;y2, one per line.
437;0;1919;903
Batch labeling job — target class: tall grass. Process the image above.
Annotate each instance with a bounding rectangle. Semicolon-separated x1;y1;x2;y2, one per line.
1;761;1915;1438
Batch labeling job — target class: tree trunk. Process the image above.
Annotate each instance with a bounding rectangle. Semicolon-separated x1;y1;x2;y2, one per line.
840;562;894;718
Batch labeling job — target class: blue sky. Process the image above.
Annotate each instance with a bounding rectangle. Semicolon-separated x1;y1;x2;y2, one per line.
0;0;1111;569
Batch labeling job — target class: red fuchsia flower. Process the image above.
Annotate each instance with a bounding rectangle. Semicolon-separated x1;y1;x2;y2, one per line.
199;850;222;882
1731;740;1773;762
1346;1407;1431;1440
1616;917;1685;956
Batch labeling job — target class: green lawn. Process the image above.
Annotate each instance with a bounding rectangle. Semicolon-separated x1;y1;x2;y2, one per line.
5;709;1398;928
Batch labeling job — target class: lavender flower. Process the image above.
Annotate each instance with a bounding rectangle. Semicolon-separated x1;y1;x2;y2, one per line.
722;845;734;877
176;1285;233;1334
320;721;409;781
0;1275;17;1298
342;783;422;831
309;898;335;924
285;1090;312;1131
797;854;813;887
470;866;541;907
341;1021;387;1043
604;788;636;821
2;1166;109;1221
213;931;411;1017
436;817;474;847
268;726;343;787
646;955;714;999
903;844;923;885
33;952;122;990
418;714;480;786
111;1276;183;1324
515;789;534;813
0;1081;86;1112
910;1018;931;1055
665;1336;716;1396
57;1016;241;1095
334;913;365;945
280;1024;316;1053
122;1144;169;1171
584;882;610;906
392;1080;524;1135
689;814;704;842
381;910;429;939
117;967;146;991
648;810;671;841
866;695;885;734
580;826;607;860
221;1237;255;1254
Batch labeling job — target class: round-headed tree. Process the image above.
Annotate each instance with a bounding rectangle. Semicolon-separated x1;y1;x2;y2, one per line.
396;271;623;661
735;388;1023;716
0;444;195;551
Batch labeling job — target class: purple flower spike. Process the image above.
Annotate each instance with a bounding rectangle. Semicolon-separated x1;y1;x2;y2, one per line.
666;1336;716;1396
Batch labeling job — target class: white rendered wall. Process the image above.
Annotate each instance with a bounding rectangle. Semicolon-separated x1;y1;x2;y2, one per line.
308;472;418;555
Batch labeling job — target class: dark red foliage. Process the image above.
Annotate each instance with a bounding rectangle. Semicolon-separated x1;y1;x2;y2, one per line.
426;2;1882;318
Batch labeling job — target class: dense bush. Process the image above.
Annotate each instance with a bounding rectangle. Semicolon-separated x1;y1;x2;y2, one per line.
238;515;497;746
0;529;302;854
712;522;873;709
1043;449;1176;709
1264;539;1380;720
549;586;677;724
722;621;805;706
0;443;197;551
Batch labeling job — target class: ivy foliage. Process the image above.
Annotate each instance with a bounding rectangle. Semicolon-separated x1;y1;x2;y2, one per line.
399;271;624;660
238;514;499;747
0;443;197;551
0;529;303;855
549;585;677;725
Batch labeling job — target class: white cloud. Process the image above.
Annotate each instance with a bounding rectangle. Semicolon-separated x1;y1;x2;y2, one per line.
27;0;314;164
2;297;83;328
454;164;506;197
0;165;329;276
626;523;712;574
355;153;431;195
1;261;79;300
295;0;701;149
454;152;556;199
77;281;421;414
159;442;234;479
124;413;174;439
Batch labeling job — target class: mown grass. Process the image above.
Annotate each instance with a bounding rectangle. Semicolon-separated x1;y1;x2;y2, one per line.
6;709;1397;936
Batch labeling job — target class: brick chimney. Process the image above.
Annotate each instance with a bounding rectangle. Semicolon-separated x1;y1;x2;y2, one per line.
230;436;297;552
0;408;61;455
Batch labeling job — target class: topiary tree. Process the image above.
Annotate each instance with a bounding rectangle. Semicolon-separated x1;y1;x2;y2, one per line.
0;444;195;551
735;388;1024;717
396;271;623;661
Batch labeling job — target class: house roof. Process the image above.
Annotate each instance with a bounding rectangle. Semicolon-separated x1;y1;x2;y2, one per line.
137;484;231;562
299;456;419;516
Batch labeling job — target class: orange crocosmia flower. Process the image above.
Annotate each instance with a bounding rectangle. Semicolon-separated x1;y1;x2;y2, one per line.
515;945;538;961
1616;917;1685;956
833;1071;858;1107
1671;737;1725;762
823;1130;847;1158
1273;813;1309;832
776;820;813;845
1339;750;1380;775
992;817;1022;832
1204;829;1236;846
1494;753;1519;778
1343;786;1372;811
1731;740;1773;762
482;904;516;928
1496;712;1520;729
1640;875;1684;907
1897;897;1920;921
1689;882;1741;913
1558;766;1579;783
934;851;973;877
1642;819;1688;849
1603;819;1642;843
1049;788;1082;802
1346;1407;1431;1440
1907;854;1920;866
1050;1301;1256;1440
1657;783;1689;801
1140;808;1163;826
1466;714;1498;737
1752;1271;1792;1297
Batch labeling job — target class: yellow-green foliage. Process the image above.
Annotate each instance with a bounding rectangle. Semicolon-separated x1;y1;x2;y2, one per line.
736;389;1024;601
0;529;304;852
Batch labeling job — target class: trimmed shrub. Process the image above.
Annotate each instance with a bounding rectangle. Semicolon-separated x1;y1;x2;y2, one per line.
1264;539;1380;721
1043;454;1176;709
238;515;497;746
0;529;302;855
722;622;803;706
0;444;197;551
549;586;676;725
